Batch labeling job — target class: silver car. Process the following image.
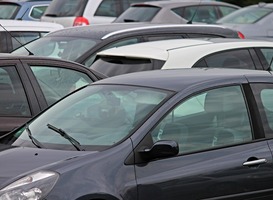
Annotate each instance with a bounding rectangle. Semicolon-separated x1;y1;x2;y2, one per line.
217;3;273;40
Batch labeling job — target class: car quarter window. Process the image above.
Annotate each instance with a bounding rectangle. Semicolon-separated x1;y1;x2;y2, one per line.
259;48;273;70
30;66;93;106
29;5;48;20
0;66;31;117
11;32;41;51
150;85;252;154
95;0;119;17
251;84;273;137
193;49;256;69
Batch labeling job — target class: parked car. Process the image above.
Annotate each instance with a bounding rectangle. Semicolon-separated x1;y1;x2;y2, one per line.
216;3;273;40
114;1;240;24
0;0;51;21
0;54;103;136
1;68;273;199
40;0;162;27
11;23;244;66
91;38;273;77
0;19;63;53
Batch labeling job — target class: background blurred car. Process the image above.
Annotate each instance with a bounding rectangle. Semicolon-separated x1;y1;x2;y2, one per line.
216;3;273;40
2;68;273;199
0;54;103;135
91;38;273;77
0;0;51;21
114;0;240;24
0;19;63;52
11;23;244;66
40;0;162;27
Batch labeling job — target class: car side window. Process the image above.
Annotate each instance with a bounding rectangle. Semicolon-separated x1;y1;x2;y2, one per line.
0;66;31;116
150;86;252;154
84;38;139;67
95;0;119;17
29;5;48;20
218;6;237;17
193;49;256;69
30;66;93;105
260;48;273;70
251;84;273;136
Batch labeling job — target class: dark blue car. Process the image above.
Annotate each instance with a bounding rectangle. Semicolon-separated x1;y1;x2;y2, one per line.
1;68;273;199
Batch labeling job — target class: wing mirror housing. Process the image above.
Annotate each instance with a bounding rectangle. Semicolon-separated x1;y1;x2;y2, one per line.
139;140;179;160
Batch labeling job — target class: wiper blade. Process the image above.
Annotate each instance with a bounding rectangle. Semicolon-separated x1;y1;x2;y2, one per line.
26;124;45;149
47;123;84;151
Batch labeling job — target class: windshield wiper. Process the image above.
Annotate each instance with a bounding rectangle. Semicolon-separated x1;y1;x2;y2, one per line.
47;124;84;151
26;124;45;149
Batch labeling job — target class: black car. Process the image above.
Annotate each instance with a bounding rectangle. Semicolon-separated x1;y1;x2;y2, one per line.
11;23;244;67
1;68;273;199
0;54;102;135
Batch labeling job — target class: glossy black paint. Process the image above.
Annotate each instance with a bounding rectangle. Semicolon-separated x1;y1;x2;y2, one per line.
2;69;273;199
0;55;101;135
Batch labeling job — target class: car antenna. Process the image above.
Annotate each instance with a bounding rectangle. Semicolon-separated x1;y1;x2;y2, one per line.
0;24;34;55
187;0;202;24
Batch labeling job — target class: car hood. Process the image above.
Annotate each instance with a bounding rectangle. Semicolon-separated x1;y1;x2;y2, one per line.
0;144;93;188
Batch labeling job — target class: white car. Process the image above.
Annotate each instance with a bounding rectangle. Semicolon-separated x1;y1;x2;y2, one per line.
0;20;63;52
90;38;273;77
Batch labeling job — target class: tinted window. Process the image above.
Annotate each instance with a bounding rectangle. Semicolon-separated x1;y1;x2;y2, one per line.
91;56;164;77
44;0;88;17
193;49;256;69
114;5;160;22
30;66;93;105
0;4;19;19
150;86;252;154
0;66;31;117
84;37;139;67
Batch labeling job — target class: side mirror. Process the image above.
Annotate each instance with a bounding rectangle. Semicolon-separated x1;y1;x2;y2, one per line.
139;140;179;160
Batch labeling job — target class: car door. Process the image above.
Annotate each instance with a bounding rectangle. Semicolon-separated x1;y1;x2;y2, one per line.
0;59;40;136
134;85;273;199
20;58;100;109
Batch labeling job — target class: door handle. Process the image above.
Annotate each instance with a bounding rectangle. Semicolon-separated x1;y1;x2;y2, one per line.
243;158;267;167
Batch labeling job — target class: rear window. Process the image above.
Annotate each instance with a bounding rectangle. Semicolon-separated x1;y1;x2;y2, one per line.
114;5;160;22
91;56;164;77
0;3;20;19
44;0;88;17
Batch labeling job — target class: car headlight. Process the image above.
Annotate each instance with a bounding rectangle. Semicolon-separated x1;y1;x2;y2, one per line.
0;171;59;200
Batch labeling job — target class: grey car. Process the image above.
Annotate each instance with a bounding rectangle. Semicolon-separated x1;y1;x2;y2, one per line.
114;0;240;24
12;23;244;67
216;3;273;40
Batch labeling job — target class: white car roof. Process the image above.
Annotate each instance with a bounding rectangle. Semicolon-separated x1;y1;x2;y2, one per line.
97;38;273;69
0;20;64;32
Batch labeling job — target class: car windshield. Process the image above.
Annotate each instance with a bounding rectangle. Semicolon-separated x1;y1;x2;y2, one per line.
217;6;273;24
1;85;170;151
0;3;19;19
44;0;88;17
114;5;160;22
12;36;98;61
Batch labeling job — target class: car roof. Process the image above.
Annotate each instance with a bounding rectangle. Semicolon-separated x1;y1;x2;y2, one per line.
93;68;271;92
96;38;273;63
46;23;239;40
130;1;240;8
0;19;63;31
248;2;273;9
